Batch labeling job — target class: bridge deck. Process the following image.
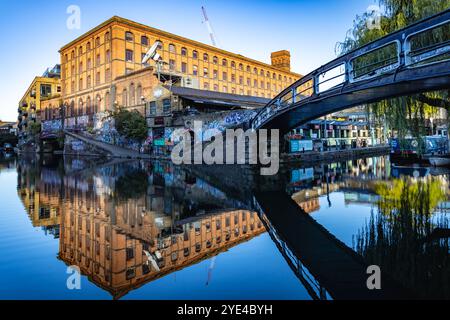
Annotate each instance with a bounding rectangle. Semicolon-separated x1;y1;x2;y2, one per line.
254;191;413;300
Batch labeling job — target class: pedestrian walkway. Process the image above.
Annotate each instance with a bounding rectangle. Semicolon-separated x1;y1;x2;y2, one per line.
64;131;154;159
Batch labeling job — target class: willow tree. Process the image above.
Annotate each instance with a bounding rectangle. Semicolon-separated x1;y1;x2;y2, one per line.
336;0;450;141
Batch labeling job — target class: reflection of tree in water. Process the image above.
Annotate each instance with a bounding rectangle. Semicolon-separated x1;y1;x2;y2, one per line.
354;176;450;299
114;168;148;200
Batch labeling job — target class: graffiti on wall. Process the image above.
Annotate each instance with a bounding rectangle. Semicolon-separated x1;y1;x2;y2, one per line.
42;120;62;133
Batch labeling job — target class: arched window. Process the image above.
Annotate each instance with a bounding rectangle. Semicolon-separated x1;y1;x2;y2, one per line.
203;53;209;62
192;50;198;59
239;63;243;71
122;89;128;107
78;46;83;55
156;41;163;50
105;32;110;42
141;36;149;46
105;92;110;111
253;67;257;74
86;96;92;114
86;42;91;51
213;56;218;64
78;98;84;116
273;72;276;79
222;59;227;67
70;100;75;117
136;84;142;103
246;65;251;72
95;37;100;47
125;31;134;42
231;61;236;69
129;83;135;106
95;94;101;113
169;44;176;53
181;47;187;56
260;69;264;76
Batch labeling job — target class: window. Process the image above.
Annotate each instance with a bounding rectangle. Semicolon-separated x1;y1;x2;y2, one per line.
40;84;51;97
193;50;198;59
156;41;163;50
253;67;257;74
95;37;100;47
87;75;91;88
141;36;149;46
246;65;251;72
105;68;111;82
181;62;187;73
203;53;209;62
222;59;227;67
169;44;176;53
125;49;133;62
273;73;276;79
96;72;100;85
129;83;135;106
260;80;264;88
136;84;142;102
239;76;243;85
86;42;91;51
213;56;218;64
203;67;209;78
231;74;236;83
149;101;156;115
79;78;83;90
231;61;236;69
181;47;187;56
223;86;227;93
71;50;75;59
87;58;92;69
79;62;83;74
260;69;264;76
169;59;176;71
125;31;134;42
78;46;83;55
162;99;171;113
193;65;198;76
213;69;218;79
231;88;236;94
222;72;227;81
105;92;110;111
254;79;257;87
105;32;110;42
247;78;251;86
239;63;243;71
122;89;128;106
203;82;209;90
214;84;219;91
106;50;111;63
96;54;101;66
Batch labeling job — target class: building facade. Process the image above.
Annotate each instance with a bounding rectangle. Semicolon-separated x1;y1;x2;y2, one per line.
18;66;61;140
58;16;301;121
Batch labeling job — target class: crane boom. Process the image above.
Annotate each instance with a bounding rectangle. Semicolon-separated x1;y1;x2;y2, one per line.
202;6;217;47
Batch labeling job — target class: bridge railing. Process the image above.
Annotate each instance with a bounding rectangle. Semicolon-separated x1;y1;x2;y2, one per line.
251;9;450;130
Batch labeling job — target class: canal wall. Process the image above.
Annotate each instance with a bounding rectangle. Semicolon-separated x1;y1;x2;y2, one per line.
281;145;390;163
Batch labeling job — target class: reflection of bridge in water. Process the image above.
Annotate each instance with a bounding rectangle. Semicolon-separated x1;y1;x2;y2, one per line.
16;155;427;299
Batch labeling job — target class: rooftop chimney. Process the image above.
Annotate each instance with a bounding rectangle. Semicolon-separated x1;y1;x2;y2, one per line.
271;50;291;71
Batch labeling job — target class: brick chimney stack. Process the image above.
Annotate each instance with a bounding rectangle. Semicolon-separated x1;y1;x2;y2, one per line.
271;50;291;71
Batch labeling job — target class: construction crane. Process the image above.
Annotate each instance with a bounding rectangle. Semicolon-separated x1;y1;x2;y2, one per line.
202;6;218;47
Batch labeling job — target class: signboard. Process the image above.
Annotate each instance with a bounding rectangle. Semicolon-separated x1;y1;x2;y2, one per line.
290;139;313;153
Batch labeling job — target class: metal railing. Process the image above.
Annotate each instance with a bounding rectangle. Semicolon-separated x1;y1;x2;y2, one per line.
251;9;450;130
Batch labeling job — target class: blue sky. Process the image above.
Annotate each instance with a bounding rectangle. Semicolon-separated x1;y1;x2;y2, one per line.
0;0;376;121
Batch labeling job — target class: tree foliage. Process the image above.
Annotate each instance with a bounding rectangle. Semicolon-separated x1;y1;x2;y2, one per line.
112;108;147;141
337;0;450;139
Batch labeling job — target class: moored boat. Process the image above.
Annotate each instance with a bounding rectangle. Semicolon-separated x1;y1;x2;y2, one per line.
429;155;450;167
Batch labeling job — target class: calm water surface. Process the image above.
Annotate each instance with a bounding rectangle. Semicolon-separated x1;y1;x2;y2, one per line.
0;154;448;299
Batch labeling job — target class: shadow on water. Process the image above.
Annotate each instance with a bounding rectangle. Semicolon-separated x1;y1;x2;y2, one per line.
9;154;450;300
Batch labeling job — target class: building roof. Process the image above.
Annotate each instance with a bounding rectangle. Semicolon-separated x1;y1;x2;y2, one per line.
164;85;270;109
60;16;301;77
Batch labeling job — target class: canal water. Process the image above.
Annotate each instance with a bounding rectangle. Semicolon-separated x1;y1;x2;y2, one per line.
0;154;448;300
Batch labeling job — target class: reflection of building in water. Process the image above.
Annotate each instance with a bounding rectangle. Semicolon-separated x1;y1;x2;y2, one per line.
17;158;265;299
17;160;61;235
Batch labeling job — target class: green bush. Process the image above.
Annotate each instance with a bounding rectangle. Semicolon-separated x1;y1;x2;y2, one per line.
112;108;147;141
